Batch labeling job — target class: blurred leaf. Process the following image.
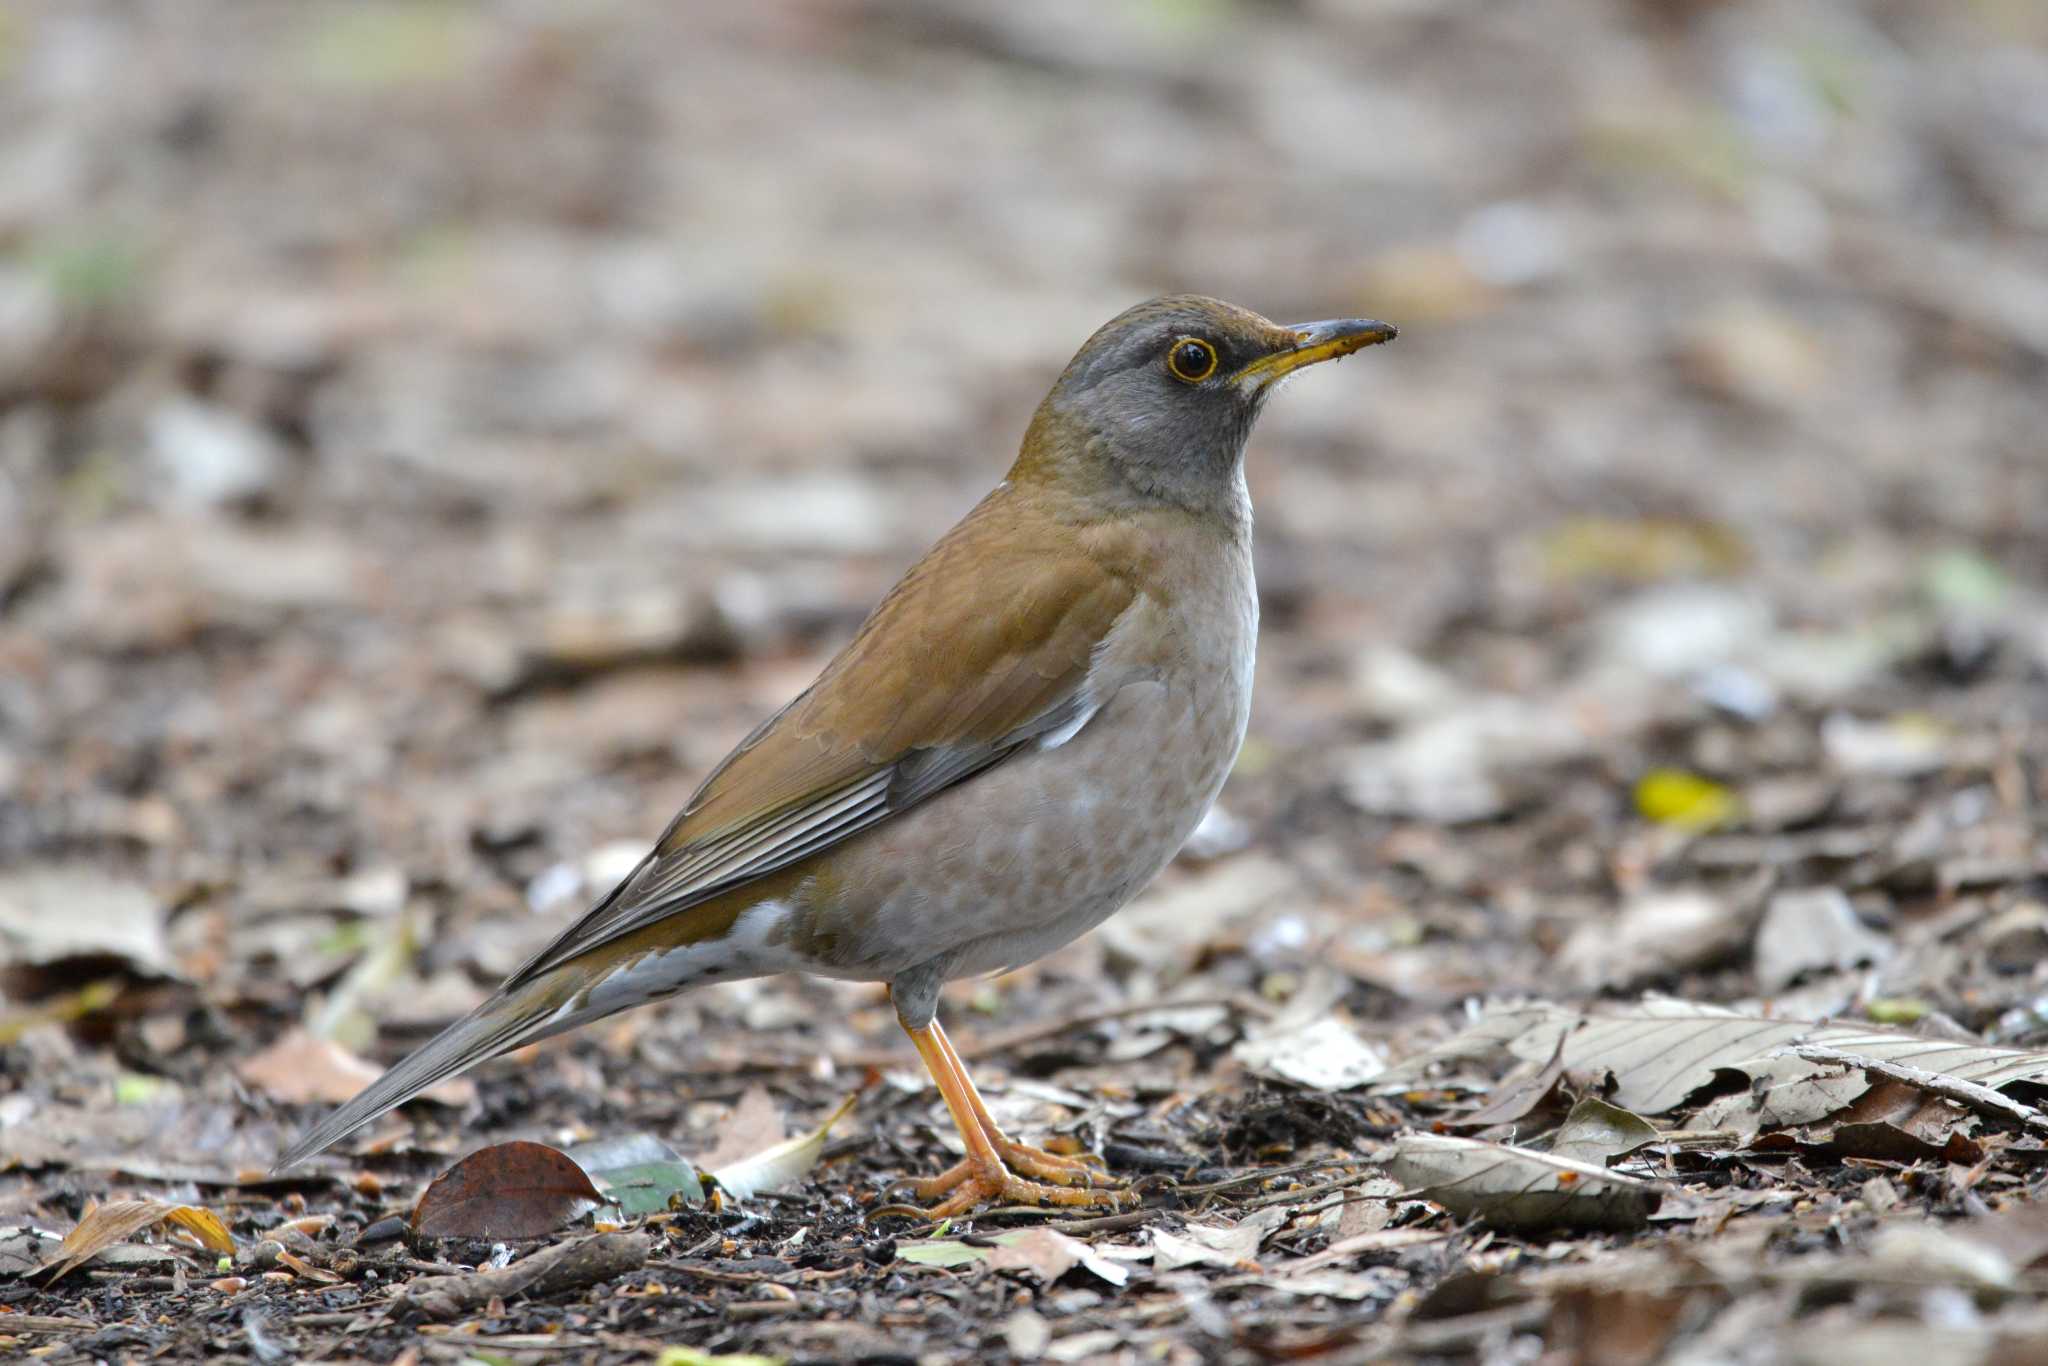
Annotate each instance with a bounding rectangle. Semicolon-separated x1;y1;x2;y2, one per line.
1540;517;1749;583
412;1141;605;1240
656;1349;786;1366
237;1027;475;1108
1385;1132;1662;1233
0;867;179;981
113;1073;178;1106
1755;887;1890;992
308;908;422;1047
0;978;122;1046
1234;1017;1386;1090
30;237;143;306
1922;549;2011;611
1634;769;1742;831
299;2;472;86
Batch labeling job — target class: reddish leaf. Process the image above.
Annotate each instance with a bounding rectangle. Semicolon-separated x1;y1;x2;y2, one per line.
411;1141;604;1240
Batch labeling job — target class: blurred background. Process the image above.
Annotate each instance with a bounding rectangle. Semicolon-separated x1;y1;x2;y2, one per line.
2;0;2046;1132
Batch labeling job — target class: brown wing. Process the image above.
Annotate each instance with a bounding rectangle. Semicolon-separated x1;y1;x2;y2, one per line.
506;487;1137;985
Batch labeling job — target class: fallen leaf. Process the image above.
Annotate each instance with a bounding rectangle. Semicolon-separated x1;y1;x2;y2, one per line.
1384;1132;1662;1233
1149;1207;1286;1271
1754;887;1890;991
709;1090;859;1202
1635;769;1742;831
237;1028;475;1108
1749;1079;1983;1164
896;1227;1127;1285
585;1159;706;1217
1555;890;1748;992
42;1199;235;1281
1385;998;2048;1116
0;868;180;982
1233;1017;1385;1091
696;1086;787;1171
1445;1046;1570;1131
412;1141;605;1240
1546;1098;1659;1166
655;1349;787;1366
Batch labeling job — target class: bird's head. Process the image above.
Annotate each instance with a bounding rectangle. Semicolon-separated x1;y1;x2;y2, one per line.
1015;294;1396;524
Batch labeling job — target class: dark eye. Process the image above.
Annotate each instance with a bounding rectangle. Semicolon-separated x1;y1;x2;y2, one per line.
1167;336;1218;384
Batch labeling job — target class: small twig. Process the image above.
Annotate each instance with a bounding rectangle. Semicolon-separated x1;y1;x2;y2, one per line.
395;1232;651;1321
1045;1210;1154;1235
1785;1045;2048;1136
1238;1171;1378;1212
956;994;1278;1061
1163;1157;1365;1198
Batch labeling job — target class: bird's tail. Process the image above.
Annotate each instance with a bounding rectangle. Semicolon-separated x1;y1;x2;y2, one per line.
271;976;574;1172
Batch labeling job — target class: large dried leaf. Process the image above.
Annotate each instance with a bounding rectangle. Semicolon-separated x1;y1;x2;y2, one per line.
42;1199;234;1281
411;1140;606;1240
1384;1132;1662;1233
0;868;180;981
1386;999;2048;1115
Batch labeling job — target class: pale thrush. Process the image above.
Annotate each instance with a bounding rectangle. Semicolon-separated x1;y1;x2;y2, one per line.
275;295;1396;1214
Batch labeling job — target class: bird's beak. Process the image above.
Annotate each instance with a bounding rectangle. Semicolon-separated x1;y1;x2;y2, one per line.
1230;317;1398;392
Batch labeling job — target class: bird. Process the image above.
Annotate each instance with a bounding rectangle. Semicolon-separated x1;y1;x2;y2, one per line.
273;295;1396;1215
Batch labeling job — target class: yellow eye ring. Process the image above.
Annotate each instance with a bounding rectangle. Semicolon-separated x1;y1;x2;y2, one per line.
1166;336;1218;384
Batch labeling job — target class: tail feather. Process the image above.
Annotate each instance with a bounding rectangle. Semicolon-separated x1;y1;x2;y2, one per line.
271;980;568;1172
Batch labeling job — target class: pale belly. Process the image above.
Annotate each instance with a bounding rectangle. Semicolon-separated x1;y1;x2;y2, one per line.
773;570;1257;985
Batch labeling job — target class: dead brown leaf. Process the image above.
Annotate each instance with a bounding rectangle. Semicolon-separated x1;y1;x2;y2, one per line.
411;1141;606;1240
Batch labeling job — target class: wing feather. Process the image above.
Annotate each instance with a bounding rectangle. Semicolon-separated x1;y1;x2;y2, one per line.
506;488;1138;985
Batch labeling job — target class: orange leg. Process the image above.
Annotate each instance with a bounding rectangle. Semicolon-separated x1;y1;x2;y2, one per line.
913;1019;1118;1195
900;1017;1130;1218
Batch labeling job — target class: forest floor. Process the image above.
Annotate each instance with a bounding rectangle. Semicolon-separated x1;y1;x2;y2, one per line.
3;2;2047;1362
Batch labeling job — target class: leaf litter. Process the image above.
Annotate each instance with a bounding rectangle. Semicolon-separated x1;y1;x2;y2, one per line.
4;1;2048;1362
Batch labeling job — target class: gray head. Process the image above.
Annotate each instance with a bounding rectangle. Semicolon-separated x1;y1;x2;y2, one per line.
1014;294;1396;524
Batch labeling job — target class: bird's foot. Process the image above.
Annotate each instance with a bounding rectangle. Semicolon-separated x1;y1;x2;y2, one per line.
917;1133;1121;1194
913;1153;1133;1219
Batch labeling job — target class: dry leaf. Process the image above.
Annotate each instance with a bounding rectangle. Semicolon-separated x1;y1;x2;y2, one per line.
1385;1132;1663;1233
1150;1207;1286;1271
1754;887;1891;991
1547;1097;1659;1166
43;1199;235;1281
237;1028;475;1108
0;868;180;981
1233;1017;1385;1090
412;1141;605;1240
896;1227;1127;1285
1386;998;2048;1116
709;1090;858;1202
695;1086;787;1171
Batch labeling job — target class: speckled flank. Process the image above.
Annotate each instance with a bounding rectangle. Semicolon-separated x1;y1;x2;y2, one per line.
555;899;809;1029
